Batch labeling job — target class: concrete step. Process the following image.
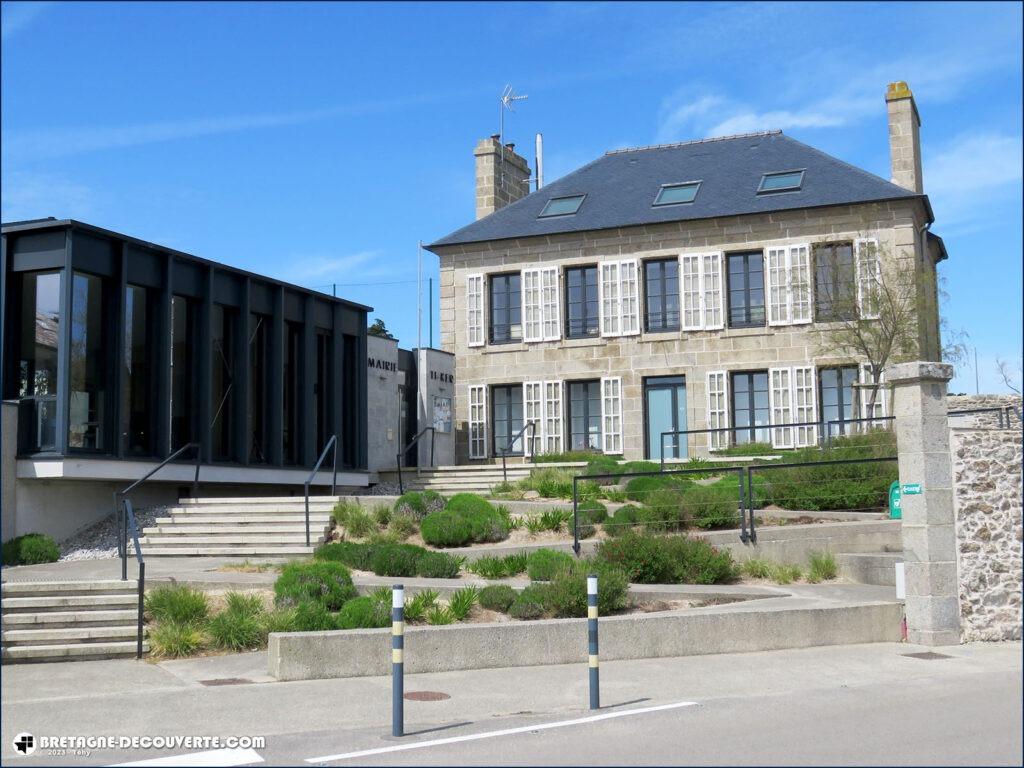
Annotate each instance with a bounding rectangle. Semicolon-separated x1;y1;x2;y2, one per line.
178;496;345;506
155;515;332;525
1;580;138;596
144;524;325;535
2;625;139;645
162;505;337;515
836;551;904;586
2;594;138;613
140;534;321;545
143;546;317;557
2;640;148;663
1;609;137;628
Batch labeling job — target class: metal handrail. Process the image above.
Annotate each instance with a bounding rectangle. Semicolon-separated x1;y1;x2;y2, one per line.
498;420;537;485
119;498;146;660
304;435;339;547
395;427;434;495
947;406;1012;428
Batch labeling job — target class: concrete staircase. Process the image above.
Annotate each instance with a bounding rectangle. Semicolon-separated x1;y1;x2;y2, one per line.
836;551;904;586
1;580;147;663
389;462;582;494
138;496;338;557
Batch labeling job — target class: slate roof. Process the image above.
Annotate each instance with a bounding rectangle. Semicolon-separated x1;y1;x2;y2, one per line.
428;130;930;251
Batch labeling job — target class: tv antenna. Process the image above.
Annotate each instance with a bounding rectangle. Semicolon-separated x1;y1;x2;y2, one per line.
499;85;528;191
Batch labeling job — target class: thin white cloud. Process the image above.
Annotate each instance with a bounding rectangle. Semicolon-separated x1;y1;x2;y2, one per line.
1;1;51;40
284;251;384;282
0;170;96;221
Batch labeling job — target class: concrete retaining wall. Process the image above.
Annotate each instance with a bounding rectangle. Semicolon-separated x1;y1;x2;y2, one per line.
268;598;902;681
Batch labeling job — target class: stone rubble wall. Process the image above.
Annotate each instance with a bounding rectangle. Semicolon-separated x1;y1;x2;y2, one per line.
952;428;1023;642
948;394;1022;429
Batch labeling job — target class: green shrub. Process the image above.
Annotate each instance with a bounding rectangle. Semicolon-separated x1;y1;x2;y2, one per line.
520;467;576;498
420;511;474;547
464;508;510;543
467;553;528;579
533;449;604;463
388;513;418;540
416;550;462;579
681;457;715;478
445;493;495;516
394;490;445;520
771;564;803;584
223;591;265;618
578;499;608;524
146;586;209;625
597;533;737;584
342;506;376;538
526;548;574;581
373;505;392;527
545;560;629;618
404;589;438;622
624;474;690;502
740;558;773;579
606;505;640;537
292;600;336;631
274;561;357;610
508;585;550;620
2;533;60;565
314;541;374;571
620;461;662;475
337;596;390;629
583;455;620;483
447;586;480;621
645;488;687;530
576;520;596;539
261;608;298;634
478;584;517;612
207;610;264;651
717;442;777;456
602;489;627;503
330;499;355;527
808;551;838;583
682;486;739;530
426;605;456;625
370;543;423;577
149;621;205;658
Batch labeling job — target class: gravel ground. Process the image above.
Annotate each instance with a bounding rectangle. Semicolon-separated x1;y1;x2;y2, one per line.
354;481;402;496
59;506;161;561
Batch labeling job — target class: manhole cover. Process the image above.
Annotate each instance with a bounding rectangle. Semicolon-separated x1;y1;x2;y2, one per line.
198;678;254;686
404;691;450;701
901;651;951;660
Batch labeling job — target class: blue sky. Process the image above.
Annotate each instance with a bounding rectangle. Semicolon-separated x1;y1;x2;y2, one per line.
2;1;1021;393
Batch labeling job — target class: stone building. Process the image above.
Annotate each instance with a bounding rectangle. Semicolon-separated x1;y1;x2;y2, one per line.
427;82;947;463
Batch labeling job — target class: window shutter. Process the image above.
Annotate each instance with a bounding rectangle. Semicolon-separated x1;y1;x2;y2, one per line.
466;275;485;347
855;238;881;320
522;381;543;456
522;269;542;343
619;260;640;335
769;367;794;448
766;247;790;326
544;380;563;454
468;385;487;458
792;366;817;446
789;245;812;324
599;262;620;337
600;377;622;454
680;254;703;330
701;252;724;330
859;364;887;425
707;371;728;451
541;267;561;341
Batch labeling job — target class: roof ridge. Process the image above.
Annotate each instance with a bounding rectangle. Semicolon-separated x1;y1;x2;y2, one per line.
605;130;782;155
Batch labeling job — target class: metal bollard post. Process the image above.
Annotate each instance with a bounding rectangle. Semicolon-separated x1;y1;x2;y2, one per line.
392;584;405;737
588;574;600;710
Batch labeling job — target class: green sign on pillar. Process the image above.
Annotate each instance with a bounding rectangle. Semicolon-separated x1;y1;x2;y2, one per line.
888;481;902;519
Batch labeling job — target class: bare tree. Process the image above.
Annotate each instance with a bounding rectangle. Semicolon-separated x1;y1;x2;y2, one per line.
996;358;1022;395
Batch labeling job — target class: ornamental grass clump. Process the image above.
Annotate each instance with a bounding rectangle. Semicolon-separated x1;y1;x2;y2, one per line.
145;585;210;625
149;620;206;658
337;596;390;629
808;551;839;583
478;584;517;612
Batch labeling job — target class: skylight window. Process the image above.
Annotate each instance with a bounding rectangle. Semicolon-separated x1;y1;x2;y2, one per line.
539;194;585;217
758;170;804;193
653;181;701;206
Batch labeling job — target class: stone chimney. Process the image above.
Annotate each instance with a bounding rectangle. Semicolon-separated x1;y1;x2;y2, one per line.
886;81;923;194
474;135;531;219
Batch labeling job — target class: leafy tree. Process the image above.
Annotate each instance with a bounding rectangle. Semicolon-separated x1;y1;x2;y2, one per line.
367;318;395;339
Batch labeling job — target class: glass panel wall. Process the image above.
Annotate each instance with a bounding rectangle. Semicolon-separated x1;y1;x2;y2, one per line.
18;271;61;451
124;285;155;455
248;313;272;463
171;296;199;450
211;304;236;461
69;272;107;451
314;330;331;451
283;321;301;464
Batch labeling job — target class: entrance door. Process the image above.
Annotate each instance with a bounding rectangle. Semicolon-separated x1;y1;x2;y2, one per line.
645;376;687;460
492;385;523;456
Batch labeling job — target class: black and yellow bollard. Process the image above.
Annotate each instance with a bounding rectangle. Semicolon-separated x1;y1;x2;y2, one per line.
392;584;404;737
588;574;600;710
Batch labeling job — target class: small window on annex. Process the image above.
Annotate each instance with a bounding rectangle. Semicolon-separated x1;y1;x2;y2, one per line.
17;271;62;451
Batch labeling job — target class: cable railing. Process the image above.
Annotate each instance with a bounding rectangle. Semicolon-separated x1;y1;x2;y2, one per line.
395;427;434;495
498;420;538;485
117;498;146;659
947;406;1016;428
304;435;339;547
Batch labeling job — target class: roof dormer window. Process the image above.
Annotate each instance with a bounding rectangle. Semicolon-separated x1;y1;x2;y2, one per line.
653;181;701;206
758;170;804;193
539;194;585;218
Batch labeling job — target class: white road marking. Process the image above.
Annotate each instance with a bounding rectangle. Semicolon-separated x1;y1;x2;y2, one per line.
112;746;264;767
305;700;698;763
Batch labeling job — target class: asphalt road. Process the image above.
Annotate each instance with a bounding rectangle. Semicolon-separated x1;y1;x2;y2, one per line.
3;642;1021;766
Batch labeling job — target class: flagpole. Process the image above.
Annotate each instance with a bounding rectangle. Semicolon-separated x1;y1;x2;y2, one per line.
417;241;423;351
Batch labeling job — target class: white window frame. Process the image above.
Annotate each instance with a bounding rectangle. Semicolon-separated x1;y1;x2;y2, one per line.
543;380;564;454
522;381;543;456
766;247;790;326
859;363;888;426
855;238;881;320
540;267;561;341
619;259;640;336
768;367;794;448
468;384;488;459
702;252;724;330
598;262;620;337
792;365;818;447
789;244;812;324
707;371;728;451
466;274;485;347
680;254;703;330
600;376;622;454
521;269;542;343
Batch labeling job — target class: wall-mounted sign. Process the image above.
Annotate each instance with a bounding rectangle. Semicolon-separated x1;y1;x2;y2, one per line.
430;370;454;383
367;357;397;372
433;396;452;433
902;483;923;495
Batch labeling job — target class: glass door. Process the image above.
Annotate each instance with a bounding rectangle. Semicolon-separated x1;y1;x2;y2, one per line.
645;376;687;460
491;385;523;456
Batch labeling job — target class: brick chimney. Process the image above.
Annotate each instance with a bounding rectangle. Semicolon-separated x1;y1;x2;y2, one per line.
886;81;923;194
474;135;531;219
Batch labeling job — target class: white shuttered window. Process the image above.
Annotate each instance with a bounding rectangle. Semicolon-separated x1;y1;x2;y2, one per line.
859;364;888;425
544;381;564;454
599;261;640;337
855;238;881;320
707;371;728;451
541;267;560;341
599;262;620;336
702;252;724;329
600;377;623;454
468;385;487;458
522;382;544;456
765;244;812;326
522;270;542;343
680;255;703;330
466;275;484;347
767;247;790;326
792;366;817;446
768;367;794;448
790;245;812;323
680;253;724;330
